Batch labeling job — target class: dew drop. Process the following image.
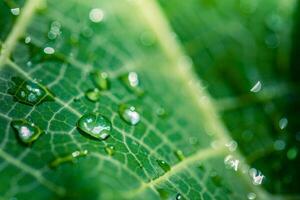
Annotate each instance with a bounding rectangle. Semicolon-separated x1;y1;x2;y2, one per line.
105;145;115;156
8;77;54;106
91;70;110;90
156;159;171;172
278;117;288;130
247;192;256;200
119;72;144;96
250;81;262;93
287;147;298;160
11;119;42;144
119;104;140;125
77;112;111;140
24;36;31;44
174;150;185;161
224;155;239;171
156;106;167;118
175;193;182;200
11;8;20;16
89;8;104;23
225;140;238;152
49;149;88;168
43;47;55;54
85;88;101;102
249;168;264;185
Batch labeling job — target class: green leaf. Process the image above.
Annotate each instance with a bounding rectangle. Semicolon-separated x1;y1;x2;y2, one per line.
0;0;298;200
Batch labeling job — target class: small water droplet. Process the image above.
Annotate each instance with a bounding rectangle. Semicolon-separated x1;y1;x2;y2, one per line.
49;149;88;168
224;155;239;171
85;88;101;102
8;77;54;106
48;21;61;40
77;112;111;140
11;8;20;16
43;47;55;54
119;104;140;125
105;145;115;156
156;159;171;172
91;70;110;90
89;8;104;23
175;193;182;200
24;36;31;44
156;106;167;118
11;119;42;144
250;81;262;93
274;139;286;151
278;117;288;130
249;168;264;185
174;150;185;161
119;72;144;96
247;192;256;200
287;147;298;160
225;140;238;152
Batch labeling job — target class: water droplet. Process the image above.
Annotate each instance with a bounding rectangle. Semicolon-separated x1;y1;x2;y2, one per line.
119;104;140;125
274;139;286;151
174;150;185;161
247;192;256;200
155;106;167;118
119;72;144;96
77;112;111;140
105;145;115;156
49;149;88;168
225;140;238;152
224;155;239;171
91;70;110;90
11;119;42;144
24;36;31;44
11;8;20;16
287;147;298;160
48;21;61;40
156;159;171;172
85;88;101;102
26;61;32;67
8;77;54;106
250;81;262;93
175;193;182;200
43;47;55;54
89;8;104;23
249;168;264;185
279;117;288;130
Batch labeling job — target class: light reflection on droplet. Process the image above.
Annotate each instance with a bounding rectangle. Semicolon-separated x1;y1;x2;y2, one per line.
11;8;20;16
24;36;31;44
225;140;238;152
247;192;256;200
224;155;239;171
279;117;288;130
249;168;264;185
250;81;262;93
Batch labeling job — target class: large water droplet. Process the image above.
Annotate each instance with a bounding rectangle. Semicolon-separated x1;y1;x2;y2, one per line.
224;155;239;171
119;104;140;125
119;72;144;96
105;145;115;156
174;150;185;161
278;117;288;130
89;8;104;23
249;168;264;185
49;149;88;168
250;81;262;93
43;47;55;54
156;159;171;172
85;88;101;102
11;119;42;144
91;70;110;90
77;113;111;140
8;77;54;106
11;8;20;16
